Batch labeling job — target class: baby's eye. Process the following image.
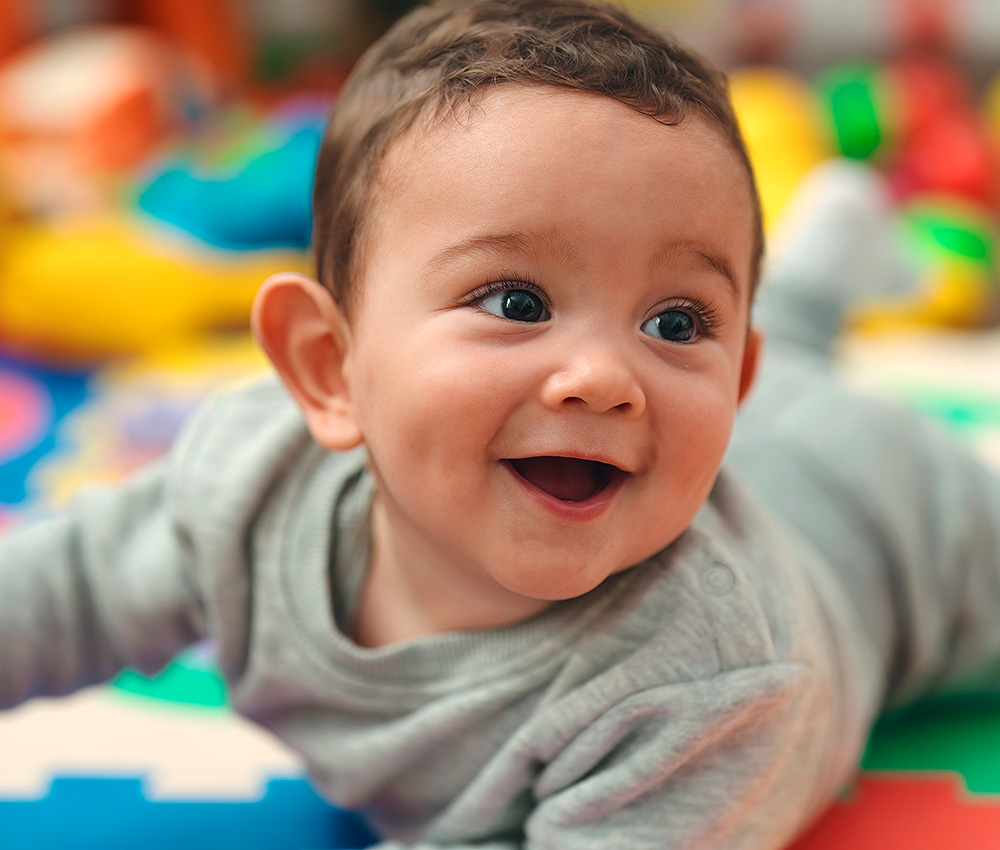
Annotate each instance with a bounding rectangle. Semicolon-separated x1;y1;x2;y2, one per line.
477;288;550;323
641;309;697;342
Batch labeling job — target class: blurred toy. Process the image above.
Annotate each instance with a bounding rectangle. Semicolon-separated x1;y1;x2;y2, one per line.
884;55;999;208
0;26;214;217
815;54;998;208
137;104;325;251
891;111;999;208
733;46;1000;332
0;216;307;361
816;62;894;162
728;66;833;230
818;54;1000;330
853;196;999;331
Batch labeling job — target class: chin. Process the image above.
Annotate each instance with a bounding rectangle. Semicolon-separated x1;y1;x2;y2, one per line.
498;562;619;603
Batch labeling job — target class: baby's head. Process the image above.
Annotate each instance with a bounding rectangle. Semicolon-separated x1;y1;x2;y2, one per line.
253;0;765;636
312;0;763;315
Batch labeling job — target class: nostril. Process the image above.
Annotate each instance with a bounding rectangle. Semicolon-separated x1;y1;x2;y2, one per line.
553;396;638;414
541;363;645;415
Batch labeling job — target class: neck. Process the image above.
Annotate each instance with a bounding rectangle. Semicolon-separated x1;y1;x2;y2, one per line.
351;496;553;648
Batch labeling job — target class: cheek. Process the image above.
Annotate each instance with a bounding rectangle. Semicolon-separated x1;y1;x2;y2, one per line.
658;375;738;483
353;341;516;464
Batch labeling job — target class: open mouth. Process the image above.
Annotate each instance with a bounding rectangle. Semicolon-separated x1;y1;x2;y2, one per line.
507;456;623;503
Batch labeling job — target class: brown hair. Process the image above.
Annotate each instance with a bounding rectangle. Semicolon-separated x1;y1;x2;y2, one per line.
312;0;763;314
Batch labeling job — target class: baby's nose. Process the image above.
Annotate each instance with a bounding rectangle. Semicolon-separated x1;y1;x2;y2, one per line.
539;346;646;416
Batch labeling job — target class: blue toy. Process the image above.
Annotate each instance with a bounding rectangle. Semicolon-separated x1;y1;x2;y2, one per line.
137;114;324;251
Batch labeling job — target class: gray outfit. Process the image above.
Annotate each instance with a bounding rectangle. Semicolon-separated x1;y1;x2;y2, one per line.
4;268;1000;849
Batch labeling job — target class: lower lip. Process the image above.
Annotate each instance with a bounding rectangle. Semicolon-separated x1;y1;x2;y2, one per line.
501;460;625;521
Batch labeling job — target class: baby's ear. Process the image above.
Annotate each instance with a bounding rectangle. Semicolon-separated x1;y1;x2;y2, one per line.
251;272;363;450
737;325;763;406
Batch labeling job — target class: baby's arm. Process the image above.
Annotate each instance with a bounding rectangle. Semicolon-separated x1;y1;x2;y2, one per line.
364;662;831;850
523;664;829;850
0;378;322;712
0;458;205;709
735;157;1000;708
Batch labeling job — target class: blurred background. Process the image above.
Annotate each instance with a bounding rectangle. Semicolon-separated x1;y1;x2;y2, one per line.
3;2;1000;848
3;0;1000;508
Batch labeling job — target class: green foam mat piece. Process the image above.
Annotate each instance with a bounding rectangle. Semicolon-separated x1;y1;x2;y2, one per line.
864;693;1000;793
111;644;227;709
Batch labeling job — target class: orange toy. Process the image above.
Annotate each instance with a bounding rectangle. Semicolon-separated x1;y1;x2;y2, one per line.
0;0;247;89
0;26;215;217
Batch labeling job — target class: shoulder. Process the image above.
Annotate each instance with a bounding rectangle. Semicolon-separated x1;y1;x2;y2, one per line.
172;376;304;465
165;376;322;529
586;469;826;679
686;470;819;662
529;478;849;828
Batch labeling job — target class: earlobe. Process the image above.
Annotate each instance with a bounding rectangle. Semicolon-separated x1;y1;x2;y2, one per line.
737;326;763;406
251;272;363;450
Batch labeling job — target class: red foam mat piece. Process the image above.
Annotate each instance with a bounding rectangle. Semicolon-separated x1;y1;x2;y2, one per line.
791;774;1000;850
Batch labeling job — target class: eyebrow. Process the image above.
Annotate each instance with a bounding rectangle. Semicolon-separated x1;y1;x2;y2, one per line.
648;242;742;304
421;231;742;302
420;231;582;283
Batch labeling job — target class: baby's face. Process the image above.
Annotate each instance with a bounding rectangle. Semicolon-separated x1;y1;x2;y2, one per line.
343;85;759;613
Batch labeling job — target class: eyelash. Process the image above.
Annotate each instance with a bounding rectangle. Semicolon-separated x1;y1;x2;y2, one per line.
656;298;722;335
461;277;549;311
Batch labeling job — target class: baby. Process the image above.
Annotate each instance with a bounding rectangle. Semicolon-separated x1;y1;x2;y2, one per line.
5;1;1000;848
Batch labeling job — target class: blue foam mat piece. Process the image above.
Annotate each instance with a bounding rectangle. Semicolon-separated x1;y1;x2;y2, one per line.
0;776;378;850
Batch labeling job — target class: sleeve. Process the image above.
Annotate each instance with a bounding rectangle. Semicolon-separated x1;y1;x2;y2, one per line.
0;456;206;709
735;345;1000;707
367;662;829;850
522;663;829;850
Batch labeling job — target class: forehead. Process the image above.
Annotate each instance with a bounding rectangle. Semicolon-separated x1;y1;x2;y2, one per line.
366;85;757;296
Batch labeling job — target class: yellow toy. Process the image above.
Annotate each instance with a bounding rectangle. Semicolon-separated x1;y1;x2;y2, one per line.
728;67;834;231
0;215;308;361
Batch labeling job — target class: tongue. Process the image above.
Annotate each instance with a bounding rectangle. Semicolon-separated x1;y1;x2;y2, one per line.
510;457;607;502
